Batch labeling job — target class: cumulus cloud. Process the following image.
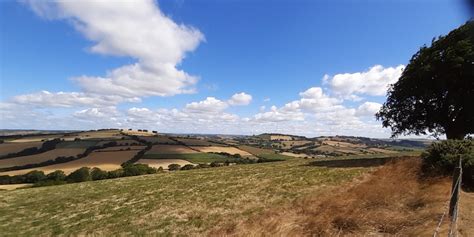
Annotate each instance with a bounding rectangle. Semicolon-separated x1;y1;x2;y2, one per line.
228;92;252;106
324;65;405;97
12;91;140;108
24;0;204;98
184;97;229;113
355;101;382;117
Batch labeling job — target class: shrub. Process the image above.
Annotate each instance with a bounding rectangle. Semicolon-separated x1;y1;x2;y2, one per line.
122;164;156;176
108;169;124;179
24;170;47;183
67;167;91;183
168;164;181;171
46;170;66;181
91;168;109;180
422;139;474;189
181;164;195;170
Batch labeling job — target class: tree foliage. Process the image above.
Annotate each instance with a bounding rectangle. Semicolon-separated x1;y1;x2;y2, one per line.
376;21;474;139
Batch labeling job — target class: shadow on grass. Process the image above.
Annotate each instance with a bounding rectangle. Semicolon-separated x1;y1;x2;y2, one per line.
308;157;411;168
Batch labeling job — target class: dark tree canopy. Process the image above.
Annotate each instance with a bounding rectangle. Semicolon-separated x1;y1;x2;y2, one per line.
377;21;474;139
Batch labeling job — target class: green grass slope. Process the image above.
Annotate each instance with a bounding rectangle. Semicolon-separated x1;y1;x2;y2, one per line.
0;159;367;236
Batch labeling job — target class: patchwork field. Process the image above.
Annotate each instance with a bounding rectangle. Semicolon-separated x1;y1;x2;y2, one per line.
0;148;85;169
146;144;198;154
0;159;367;236
56;140;100;148
238;145;274;155
191;146;252;156
6;134;62;143
0;149;140;175
137;158;193;169
0;142;43;157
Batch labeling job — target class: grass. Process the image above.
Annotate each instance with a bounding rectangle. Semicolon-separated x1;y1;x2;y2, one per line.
142;153;238;164
219;158;452;236
0;158;367;236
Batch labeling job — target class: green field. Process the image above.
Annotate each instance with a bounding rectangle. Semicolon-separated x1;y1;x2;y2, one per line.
56;140;99;148
0;159;367;236
142;153;237;164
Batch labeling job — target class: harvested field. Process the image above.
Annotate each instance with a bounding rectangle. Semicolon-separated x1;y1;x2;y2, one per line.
137;159;192;169
281;140;312;148
368;147;398;154
0;158;366;235
0;150;140;175
191;146;252;156
281;152;308;158
122;130;155;136
323;140;366;148
0;142;43;157
0;148;85;168
0;184;32;191
143;153;231;164
217;158;453;236
67;130;124;140
146;145;198;154
94;146;146;152
7;135;61;143
238;145;274;155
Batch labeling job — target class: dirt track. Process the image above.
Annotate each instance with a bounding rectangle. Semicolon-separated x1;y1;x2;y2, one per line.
458;191;474;236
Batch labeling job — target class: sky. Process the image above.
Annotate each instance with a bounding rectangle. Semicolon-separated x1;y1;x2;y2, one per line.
0;0;470;137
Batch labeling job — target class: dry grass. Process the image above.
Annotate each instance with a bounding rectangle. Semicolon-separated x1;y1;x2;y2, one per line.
0;148;85;169
0;149;140;175
191;146;252;156
458;192;474;236
146;145;198;154
137;158;192;169
7;135;62;143
213;158;452;236
0;142;43;157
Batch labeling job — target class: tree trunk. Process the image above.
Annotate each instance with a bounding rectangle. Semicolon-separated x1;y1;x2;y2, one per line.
445;127;466;139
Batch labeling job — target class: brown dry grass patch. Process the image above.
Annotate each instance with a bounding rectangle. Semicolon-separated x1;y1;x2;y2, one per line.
211;158;451;236
191;146;252;156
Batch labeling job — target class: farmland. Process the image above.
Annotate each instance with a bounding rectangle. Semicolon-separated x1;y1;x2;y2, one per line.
0;129;462;236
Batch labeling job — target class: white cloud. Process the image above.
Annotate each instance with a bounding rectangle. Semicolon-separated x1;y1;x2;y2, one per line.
325;65;405;97
12;91;140;108
24;0;204;98
355;101;382;117
184;97;229;114
228;92;252;106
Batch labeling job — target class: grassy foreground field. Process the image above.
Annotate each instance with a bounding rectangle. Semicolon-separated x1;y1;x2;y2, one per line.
0;159;366;236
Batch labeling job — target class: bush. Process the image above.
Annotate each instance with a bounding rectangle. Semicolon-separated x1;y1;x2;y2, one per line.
91;168;109;180
67;167;91;183
180;164;195;170
168;164;181;171
422;139;474;189
24;170;47;183
107;169;124;179
122;164;157;176
46;170;66;181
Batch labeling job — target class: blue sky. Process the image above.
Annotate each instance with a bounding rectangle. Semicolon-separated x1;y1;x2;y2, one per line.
0;0;470;137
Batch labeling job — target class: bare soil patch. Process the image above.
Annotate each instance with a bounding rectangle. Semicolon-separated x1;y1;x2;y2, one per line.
0;148;85;169
0;142;43;157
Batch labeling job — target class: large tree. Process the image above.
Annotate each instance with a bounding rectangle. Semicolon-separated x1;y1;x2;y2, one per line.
377;21;474;139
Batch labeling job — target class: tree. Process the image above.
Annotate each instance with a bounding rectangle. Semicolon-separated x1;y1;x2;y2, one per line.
67;167;91;183
376;21;474;139
24;170;46;183
46;170;66;181
91;168;108;180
